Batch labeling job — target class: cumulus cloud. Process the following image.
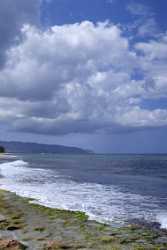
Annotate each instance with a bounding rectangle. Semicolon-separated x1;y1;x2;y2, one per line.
0;21;138;134
136;35;167;98
0;4;167;136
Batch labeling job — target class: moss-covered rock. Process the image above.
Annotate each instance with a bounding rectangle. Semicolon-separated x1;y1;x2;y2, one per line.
44;240;74;249
0;190;167;250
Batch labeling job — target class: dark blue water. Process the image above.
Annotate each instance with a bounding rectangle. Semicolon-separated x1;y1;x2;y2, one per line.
0;154;167;228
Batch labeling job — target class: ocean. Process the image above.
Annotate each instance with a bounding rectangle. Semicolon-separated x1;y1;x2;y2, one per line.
0;153;167;229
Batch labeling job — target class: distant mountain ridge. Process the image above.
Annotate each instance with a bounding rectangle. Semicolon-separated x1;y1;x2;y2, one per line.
0;141;92;154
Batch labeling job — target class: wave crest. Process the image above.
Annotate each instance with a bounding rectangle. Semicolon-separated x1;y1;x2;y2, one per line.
0;160;28;168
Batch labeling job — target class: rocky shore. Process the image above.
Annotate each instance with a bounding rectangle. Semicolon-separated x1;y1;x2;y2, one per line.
0;190;166;250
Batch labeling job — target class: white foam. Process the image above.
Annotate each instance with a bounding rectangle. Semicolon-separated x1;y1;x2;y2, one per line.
0;160;30;180
0;159;166;228
0;159;57;186
0;160;28;168
0;154;17;160
157;213;167;229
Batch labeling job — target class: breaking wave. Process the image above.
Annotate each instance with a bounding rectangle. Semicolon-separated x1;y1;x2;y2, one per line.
0;159;166;229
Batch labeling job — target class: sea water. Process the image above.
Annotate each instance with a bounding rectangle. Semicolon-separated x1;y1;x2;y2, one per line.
0;153;167;228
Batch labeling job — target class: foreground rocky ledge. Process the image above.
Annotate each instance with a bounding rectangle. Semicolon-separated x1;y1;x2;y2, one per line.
0;190;166;249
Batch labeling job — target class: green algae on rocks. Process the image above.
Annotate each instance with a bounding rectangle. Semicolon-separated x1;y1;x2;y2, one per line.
0;190;167;249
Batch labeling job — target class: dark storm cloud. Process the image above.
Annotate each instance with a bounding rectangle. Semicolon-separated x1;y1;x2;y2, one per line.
13;116;113;135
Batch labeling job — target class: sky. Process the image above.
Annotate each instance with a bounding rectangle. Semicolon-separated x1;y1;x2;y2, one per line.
0;0;167;153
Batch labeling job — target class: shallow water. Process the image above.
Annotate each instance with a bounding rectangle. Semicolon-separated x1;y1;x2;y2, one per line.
0;153;167;228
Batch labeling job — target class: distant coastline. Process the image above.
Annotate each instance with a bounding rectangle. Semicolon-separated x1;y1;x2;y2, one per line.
0;146;5;154
0;141;92;154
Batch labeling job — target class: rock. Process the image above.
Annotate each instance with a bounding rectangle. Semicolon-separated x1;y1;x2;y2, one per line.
0;215;7;223
100;235;116;243
7;225;22;231
44;241;84;250
45;240;72;249
154;236;167;244
129;219;161;230
135;239;147;244
0;239;27;250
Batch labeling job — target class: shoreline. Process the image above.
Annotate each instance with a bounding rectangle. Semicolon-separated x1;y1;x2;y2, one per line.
0;190;166;249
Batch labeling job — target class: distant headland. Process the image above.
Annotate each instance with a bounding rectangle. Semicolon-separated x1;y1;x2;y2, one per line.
0;146;5;153
0;141;92;154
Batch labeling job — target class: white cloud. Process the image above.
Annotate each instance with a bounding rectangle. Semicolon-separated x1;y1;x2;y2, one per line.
127;3;151;17
137;18;159;37
136;35;167;98
106;0;115;4
127;2;160;38
0;20;167;135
